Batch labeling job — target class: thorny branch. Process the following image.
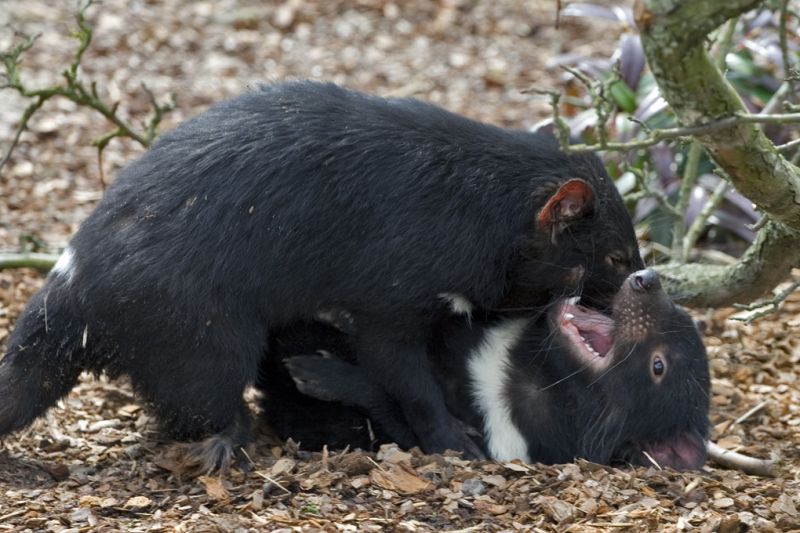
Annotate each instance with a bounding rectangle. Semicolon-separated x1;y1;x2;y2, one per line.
0;0;176;176
558;111;800;154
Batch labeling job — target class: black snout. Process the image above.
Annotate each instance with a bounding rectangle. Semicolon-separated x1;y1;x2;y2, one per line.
630;269;660;292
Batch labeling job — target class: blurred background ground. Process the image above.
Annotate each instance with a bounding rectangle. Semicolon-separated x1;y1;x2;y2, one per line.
0;1;798;531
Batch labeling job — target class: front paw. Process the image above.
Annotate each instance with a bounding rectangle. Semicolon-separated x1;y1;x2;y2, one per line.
421;417;487;460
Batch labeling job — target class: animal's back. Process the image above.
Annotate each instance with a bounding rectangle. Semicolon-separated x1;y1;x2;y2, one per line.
69;81;553;324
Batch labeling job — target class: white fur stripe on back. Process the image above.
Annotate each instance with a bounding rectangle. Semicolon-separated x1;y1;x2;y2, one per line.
437;292;474;316
51;246;76;282
467;318;530;463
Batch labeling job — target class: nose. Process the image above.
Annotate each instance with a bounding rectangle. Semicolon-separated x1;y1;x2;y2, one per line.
630;269;661;292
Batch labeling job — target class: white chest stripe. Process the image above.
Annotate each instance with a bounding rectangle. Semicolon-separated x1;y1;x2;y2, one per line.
467;319;530;463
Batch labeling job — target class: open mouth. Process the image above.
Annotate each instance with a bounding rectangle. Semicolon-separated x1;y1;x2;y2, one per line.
634;433;707;471
556;298;615;371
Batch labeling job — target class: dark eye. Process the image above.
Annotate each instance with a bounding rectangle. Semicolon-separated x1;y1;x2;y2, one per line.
653;357;665;376
606;252;627;268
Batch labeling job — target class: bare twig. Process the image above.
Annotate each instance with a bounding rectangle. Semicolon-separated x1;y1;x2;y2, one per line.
777;137;800;153
763;82;792;115
563;112;800;153
0;0;174;175
729;278;800;322
623;165;682;218
524;88;571;148
672;141;703;260
733;400;769;426
681;178;730;262
252;471;292;495
142;83;177;144
779;0;797;97
706;441;777;477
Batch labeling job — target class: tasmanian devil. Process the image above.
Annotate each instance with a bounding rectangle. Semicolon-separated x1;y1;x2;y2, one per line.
0;81;643;472
262;269;710;470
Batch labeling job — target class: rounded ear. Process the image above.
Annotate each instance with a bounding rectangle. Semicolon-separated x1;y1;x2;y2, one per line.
537;178;595;231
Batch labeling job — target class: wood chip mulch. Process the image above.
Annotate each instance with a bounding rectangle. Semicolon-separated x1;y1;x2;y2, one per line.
1;1;798;531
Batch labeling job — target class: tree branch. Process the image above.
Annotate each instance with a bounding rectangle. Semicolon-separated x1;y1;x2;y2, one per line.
0;253;58;272
707;441;777;477
636;0;800;233
656;220;800;306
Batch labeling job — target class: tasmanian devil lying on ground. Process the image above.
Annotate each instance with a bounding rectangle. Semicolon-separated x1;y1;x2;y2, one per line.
261;269;710;470
0;81;643;473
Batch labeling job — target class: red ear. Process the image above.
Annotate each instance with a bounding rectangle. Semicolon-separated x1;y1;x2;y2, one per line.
537;178;594;230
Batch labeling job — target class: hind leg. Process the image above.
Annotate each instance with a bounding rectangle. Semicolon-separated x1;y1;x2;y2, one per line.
129;341;259;475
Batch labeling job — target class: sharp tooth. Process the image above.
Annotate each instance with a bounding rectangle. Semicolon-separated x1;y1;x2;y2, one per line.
565;312;575;320
567;296;580;305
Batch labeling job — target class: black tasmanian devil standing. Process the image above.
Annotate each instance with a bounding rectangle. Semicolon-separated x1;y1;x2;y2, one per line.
0;81;643;471
264;269;710;470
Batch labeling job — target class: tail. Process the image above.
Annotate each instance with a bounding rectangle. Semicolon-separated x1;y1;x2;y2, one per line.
0;280;85;436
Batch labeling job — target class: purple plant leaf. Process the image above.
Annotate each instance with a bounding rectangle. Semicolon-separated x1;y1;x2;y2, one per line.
710;210;756;242
723;191;759;222
685;185;708;227
649;144;675;186
562;3;635;26
696;175;758;222
547;55;611;78
618;5;636;27
560;3;619;22
747;9;775;30
617;34;646;90
568;109;599;138
634;86;668;122
742;38;784;68
614;114;638;142
530;120;554;136
634;197;658;223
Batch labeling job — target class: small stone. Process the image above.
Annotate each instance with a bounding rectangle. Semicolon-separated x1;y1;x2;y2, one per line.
462;478;486;497
713;497;735;509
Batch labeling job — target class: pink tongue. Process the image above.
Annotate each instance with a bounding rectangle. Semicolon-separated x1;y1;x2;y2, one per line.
569;307;614;356
644;434;706;471
583;330;612;356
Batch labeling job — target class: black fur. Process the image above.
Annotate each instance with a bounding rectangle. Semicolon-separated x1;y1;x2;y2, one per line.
265;270;710;470
0;81;642;468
